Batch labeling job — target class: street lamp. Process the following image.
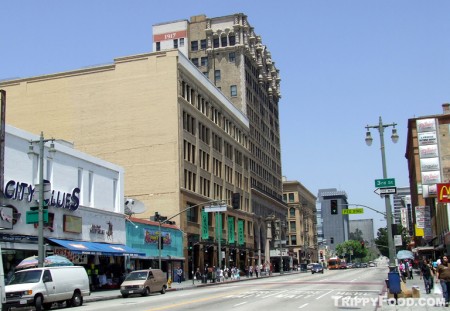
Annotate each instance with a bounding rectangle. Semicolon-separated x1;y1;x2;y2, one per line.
29;132;55;268
365;116;398;270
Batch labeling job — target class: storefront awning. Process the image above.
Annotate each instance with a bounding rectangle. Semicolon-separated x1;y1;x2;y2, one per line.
48;238;145;257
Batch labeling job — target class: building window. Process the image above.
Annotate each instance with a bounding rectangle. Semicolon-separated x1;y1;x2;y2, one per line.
289;208;296;217
288;193;295;203
213;37;219;48
290;221;296;232
156;42;161;51
221;36;228;47
88;171;94;206
186;203;198;223
291;235;297;245
229;52;235;63
214;70;221;82
173;39;178;48
229;35;236;46
330;237;334;244
201;57;208;67
201;39;207;50
191;40;198;51
192;58;199;67
230;85;237;97
179;38;184;47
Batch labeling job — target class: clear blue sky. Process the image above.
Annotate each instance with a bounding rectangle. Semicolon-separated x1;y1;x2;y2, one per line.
2;1;449;236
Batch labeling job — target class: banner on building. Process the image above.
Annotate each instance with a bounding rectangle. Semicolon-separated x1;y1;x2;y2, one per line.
144;230;171;246
238;220;244;245
228;216;235;243
201;210;209;239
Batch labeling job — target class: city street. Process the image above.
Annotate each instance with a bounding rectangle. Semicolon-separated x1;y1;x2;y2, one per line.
78;267;388;311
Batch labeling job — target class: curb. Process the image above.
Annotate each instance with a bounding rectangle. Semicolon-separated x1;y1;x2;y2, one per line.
85;272;297;302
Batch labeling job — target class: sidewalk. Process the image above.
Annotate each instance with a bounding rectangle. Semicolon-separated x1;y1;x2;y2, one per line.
378;270;447;310
85;271;294;303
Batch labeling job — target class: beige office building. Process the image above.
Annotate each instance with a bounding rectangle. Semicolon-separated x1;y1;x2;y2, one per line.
0;13;286;274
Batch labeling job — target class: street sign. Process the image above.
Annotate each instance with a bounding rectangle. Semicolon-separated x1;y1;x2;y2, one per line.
342;208;364;215
374;187;397;195
204;205;227;213
26;210;48;224
374;178;395;188
394;235;402;246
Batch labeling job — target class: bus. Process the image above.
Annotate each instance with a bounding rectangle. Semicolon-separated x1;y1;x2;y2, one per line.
328;257;341;270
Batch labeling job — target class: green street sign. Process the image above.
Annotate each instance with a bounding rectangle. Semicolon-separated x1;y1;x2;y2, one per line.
374;178;395;188
342;208;364;215
26;210;49;224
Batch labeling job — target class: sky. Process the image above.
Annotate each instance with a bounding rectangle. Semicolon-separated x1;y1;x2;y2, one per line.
1;1;449;236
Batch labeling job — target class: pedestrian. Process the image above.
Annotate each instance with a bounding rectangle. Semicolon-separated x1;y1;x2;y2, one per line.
255;265;259;278
420;259;434;294
408;261;414;279
249;265;253;277
399;261;406;282
195;268;201;283
436;255;450;307
176;266;183;284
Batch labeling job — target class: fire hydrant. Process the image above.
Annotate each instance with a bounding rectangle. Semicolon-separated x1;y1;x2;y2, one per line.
168;277;172;288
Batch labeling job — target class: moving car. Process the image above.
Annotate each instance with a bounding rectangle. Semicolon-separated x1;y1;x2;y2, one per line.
311;264;324;274
4;266;90;311
307;263;318;270
339;262;347;269
120;269;167;298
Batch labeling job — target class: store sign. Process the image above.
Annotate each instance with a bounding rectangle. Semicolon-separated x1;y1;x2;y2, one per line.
420;158;440;172
437;183;450;203
3;180;80;211
418;132;437;146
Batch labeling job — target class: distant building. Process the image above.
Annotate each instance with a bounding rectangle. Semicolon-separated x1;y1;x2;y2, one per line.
317;189;349;252
283;179;317;266
349;219;375;247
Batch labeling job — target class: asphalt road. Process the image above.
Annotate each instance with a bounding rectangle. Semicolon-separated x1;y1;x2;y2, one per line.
76;267;387;311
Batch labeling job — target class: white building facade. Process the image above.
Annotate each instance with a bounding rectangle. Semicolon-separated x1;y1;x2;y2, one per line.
1;125;143;285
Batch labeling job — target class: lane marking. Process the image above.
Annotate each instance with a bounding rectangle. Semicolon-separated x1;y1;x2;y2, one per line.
233;302;248;307
298;303;309;309
316;289;334;299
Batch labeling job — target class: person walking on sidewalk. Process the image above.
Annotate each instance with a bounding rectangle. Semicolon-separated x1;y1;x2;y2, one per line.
420;259;434;294
176;266;183;284
436;256;450;306
408;260;414;279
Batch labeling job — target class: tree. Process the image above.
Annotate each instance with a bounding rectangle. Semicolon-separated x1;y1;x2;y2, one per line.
374;224;409;257
335;240;367;262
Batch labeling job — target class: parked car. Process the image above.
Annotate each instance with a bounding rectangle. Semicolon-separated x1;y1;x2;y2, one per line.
4;266;90;311
307;263;318;270
368;262;376;267
354;263;362;268
120;269;167;298
311;264;324;274
339;262;347;269
347;263;353;269
361;263;368;268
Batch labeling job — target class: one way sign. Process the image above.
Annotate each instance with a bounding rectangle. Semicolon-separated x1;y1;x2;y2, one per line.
374;187;397;196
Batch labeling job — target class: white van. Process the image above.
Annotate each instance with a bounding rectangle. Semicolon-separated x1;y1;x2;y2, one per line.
3;266;90;311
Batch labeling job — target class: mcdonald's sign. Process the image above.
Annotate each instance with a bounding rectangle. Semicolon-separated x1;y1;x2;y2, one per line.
437;183;450;203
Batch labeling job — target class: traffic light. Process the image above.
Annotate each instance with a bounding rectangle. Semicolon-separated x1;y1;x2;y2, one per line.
188;241;193;251
330;200;338;215
319;250;324;260
154;212;160;222
360;240;365;248
232;193;240;209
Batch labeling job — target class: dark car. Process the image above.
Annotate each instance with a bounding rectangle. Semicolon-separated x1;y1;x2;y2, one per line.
361;263;368;268
354;263;362;268
311;264;324;274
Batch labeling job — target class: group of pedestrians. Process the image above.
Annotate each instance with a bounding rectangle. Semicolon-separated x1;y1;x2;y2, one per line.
420;255;450;307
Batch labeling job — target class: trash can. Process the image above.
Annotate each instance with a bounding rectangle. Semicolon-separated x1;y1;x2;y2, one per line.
388;271;401;294
201;274;207;283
